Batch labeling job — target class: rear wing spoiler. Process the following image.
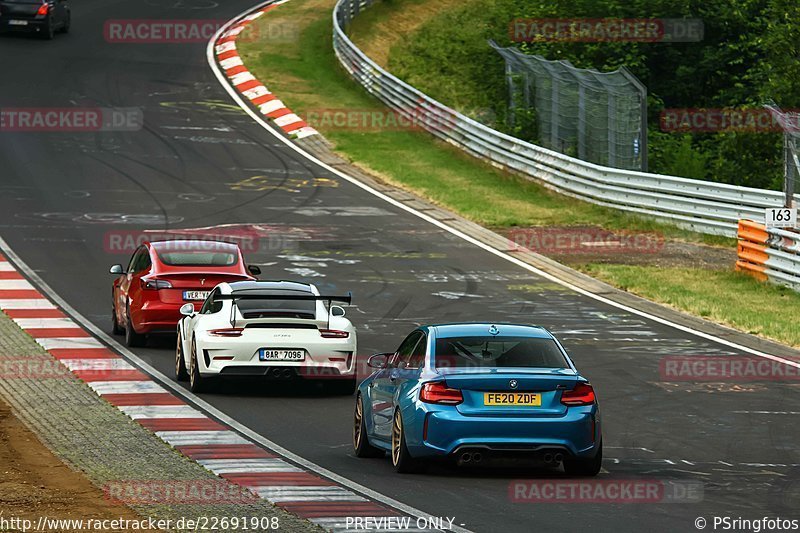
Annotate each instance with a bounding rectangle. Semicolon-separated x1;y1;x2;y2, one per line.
216;293;352;304
217;291;353;328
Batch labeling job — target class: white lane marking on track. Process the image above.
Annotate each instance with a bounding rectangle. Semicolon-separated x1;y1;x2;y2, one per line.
60;359;134;371
0;299;66;309
290;126;318;139
733;410;800;415
274;113;302;127
13;317;78;329
257;486;366;503
120;405;207;419
230;72;255;85
157;430;251;446
259;100;285;114
220;56;244;69
216;41;236;53
206;3;800;373
87;381;165;394
243;86;270;99
198;458;301;473
0;279;34;289
35;337;104;349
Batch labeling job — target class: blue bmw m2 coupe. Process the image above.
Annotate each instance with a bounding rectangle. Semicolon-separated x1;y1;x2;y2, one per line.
353;323;602;475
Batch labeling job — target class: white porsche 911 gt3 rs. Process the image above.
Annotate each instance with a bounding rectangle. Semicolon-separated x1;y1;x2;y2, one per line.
175;280;357;394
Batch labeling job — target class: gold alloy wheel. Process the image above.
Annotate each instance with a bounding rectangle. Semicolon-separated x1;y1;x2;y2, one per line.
391;411;402;466
354;397;364;450
175;334;182;375
189;338;197;388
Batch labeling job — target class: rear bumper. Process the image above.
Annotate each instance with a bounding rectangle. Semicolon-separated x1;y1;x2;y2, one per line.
409;405;600;459
135;300;199;334
196;333;357;378
217;365;356;381
0;17;48;32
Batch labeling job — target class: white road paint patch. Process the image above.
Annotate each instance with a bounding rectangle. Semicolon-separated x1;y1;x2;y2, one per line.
278;254;360;265
171;135;256;145
734;410;800;415
432;292;486;300
290;262;327;268
162;125;233;132
285;267;325;277
279;206;396;217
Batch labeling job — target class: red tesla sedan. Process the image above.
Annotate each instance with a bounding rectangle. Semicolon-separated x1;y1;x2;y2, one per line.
110;240;260;347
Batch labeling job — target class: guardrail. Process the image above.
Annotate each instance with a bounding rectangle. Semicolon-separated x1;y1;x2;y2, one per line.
737;220;800;291
332;0;785;237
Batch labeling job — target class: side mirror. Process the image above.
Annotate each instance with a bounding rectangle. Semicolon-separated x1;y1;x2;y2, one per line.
248;264;261;276
179;303;195;316
367;353;391;369
109;264;125;275
330;305;346;317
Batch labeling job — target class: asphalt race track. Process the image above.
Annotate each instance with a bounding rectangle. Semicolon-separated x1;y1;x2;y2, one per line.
1;1;799;531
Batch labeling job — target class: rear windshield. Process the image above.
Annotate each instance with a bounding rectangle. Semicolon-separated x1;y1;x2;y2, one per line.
434;336;569;369
235;291;316;319
158;251;238;267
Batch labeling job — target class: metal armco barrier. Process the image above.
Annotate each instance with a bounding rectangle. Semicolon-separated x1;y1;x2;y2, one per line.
737;220;800;291
332;0;786;237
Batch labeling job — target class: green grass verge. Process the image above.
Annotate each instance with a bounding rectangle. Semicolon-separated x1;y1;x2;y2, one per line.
580;264;800;347
236;0;800;348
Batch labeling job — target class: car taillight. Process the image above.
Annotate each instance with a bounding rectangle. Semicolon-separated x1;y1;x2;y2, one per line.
37;3;49;15
209;328;244;337
560;382;596;406
141;279;172;290
420;381;463;405
319;329;349;339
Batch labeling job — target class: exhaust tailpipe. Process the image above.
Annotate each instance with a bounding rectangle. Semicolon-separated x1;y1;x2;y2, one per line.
543;453;554;464
472;452;483;463
554;453;564;463
459;452;472;464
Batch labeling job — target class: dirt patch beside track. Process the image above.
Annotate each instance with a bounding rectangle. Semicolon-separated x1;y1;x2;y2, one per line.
0;396;139;524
